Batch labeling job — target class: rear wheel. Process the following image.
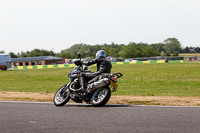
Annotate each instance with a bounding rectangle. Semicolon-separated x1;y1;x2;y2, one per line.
91;87;111;107
54;86;70;106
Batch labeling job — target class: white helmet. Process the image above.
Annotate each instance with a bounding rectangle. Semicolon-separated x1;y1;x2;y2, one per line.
96;50;106;58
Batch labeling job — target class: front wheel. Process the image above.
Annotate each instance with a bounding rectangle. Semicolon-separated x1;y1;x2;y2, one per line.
91;87;111;107
54;86;70;106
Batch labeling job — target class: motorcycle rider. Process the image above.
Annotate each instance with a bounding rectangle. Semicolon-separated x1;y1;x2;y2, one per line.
78;50;112;92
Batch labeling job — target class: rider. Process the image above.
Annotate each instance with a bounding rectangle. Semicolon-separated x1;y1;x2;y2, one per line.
78;50;112;92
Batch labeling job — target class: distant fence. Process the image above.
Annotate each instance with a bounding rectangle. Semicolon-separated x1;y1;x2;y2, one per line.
14;60;183;70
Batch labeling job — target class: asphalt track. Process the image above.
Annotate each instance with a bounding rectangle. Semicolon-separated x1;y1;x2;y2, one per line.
0;101;200;133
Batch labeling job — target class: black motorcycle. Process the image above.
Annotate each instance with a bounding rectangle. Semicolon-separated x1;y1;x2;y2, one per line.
53;54;123;107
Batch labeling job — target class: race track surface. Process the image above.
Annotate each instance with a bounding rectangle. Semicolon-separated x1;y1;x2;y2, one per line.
0;101;200;133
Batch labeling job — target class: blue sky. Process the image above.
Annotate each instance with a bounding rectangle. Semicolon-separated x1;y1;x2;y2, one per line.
0;0;200;53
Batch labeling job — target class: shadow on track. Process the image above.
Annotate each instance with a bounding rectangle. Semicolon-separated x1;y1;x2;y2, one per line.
62;103;133;108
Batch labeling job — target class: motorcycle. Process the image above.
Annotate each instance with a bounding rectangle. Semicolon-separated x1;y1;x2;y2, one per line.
53;54;123;107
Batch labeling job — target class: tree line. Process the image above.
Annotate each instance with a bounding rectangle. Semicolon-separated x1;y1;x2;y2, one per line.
1;38;200;59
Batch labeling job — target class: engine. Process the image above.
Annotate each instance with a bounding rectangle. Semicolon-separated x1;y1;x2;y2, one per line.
70;78;80;91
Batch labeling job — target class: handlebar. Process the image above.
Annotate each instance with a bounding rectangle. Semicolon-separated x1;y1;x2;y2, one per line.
74;60;82;66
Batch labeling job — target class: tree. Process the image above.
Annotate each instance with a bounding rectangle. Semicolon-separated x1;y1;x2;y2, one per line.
27;49;55;57
9;52;18;58
151;43;165;53
63;44;91;58
141;46;159;57
163;38;182;54
17;49;56;57
173;51;179;56
160;51;165;56
195;47;200;53
0;50;5;53
102;43;123;57
19;51;27;57
119;43;142;58
184;47;190;53
56;50;72;59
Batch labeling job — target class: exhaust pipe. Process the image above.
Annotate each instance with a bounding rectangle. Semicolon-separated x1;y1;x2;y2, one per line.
87;78;110;93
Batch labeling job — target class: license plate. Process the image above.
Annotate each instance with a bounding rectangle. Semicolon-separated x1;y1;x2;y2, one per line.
110;80;118;89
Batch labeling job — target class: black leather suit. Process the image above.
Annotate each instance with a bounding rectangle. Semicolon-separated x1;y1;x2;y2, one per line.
79;57;112;90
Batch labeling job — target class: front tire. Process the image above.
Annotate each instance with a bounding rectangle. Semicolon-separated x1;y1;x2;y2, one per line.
91;87;111;107
54;86;70;106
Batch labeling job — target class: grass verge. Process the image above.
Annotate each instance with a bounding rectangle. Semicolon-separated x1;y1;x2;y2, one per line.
0;63;200;97
1;92;200;106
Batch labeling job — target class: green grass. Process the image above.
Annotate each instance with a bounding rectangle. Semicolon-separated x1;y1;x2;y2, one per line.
0;63;200;96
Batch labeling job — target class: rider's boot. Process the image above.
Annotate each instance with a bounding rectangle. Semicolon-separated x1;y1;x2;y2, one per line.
80;82;87;92
79;76;87;92
75;75;85;92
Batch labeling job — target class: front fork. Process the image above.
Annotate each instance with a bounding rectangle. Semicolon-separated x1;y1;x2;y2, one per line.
61;82;71;94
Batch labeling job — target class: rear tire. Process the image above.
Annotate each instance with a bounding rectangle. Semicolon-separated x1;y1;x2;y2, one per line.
54;86;70;106
91;87;111;107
